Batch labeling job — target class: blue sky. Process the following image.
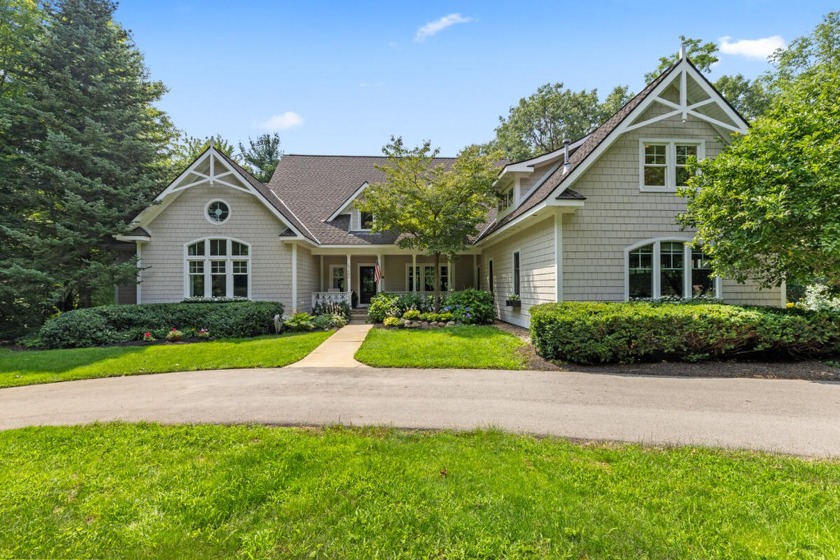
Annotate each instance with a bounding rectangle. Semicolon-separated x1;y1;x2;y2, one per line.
116;1;836;156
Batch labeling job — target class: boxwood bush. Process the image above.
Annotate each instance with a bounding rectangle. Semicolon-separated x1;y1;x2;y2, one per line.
38;301;284;349
530;302;840;364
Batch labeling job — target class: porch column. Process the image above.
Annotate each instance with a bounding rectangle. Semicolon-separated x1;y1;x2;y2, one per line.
291;243;298;312
346;253;352;301
412;253;417;293
377;253;383;293
319;255;324;291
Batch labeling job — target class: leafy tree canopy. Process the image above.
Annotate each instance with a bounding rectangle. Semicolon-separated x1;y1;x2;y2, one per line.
678;12;840;287
239;133;281;183
491;84;633;162
357;137;502;310
645;35;720;81
169;133;238;175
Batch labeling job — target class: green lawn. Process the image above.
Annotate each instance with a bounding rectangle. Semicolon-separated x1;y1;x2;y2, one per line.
355;325;527;369
0;424;838;559
0;332;332;389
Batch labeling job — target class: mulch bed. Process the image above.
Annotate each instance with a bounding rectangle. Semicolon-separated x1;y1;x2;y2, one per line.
493;321;840;381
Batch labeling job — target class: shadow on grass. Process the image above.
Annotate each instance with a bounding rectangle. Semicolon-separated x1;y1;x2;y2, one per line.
0;333;324;376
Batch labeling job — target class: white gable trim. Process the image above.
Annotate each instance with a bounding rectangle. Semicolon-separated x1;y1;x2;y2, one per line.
500;136;589;176
327;181;369;222
126;147;314;244
547;59;748;203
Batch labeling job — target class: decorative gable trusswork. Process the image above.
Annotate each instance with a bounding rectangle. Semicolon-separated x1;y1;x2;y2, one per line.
117;146;316;244
474;54;749;244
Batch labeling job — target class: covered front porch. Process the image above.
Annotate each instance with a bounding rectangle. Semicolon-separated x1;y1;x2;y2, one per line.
309;249;481;308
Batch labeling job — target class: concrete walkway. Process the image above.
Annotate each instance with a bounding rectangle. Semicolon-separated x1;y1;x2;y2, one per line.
1;367;839;457
287;324;372;368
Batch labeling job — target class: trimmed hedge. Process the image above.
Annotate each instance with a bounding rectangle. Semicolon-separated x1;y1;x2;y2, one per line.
530;302;840;364
38;301;284;349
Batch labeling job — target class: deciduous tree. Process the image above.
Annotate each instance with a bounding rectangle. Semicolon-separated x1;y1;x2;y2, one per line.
678;13;840;287
357;137;502;311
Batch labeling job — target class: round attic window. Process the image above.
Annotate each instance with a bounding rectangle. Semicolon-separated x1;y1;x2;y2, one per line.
205;200;230;224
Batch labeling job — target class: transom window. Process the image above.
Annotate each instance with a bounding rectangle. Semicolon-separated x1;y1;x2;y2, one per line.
406;264;448;292
627;240;716;299
186;238;250;298
640;140;704;191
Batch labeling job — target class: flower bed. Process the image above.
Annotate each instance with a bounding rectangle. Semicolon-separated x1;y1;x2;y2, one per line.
369;289;495;327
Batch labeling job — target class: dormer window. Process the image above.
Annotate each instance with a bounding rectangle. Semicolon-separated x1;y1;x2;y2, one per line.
497;188;514;212
360;211;374;231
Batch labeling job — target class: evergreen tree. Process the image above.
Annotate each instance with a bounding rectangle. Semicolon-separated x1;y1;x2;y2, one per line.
239;133;282;182
0;0;175;336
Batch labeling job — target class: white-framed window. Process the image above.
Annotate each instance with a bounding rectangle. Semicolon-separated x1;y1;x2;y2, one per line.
359;211;374;230
512;251;521;296
185;238;250;298
639;140;704;191
625;239;718;300
205;199;231;224
329;265;346;291
406;264;448;292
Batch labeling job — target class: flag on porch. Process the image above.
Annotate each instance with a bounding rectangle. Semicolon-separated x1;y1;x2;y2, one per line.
374;263;382;284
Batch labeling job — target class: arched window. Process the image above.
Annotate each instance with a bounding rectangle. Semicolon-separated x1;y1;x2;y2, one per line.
626;239;716;300
185;238;250;299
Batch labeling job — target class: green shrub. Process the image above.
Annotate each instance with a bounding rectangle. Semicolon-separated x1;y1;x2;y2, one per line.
312;314;334;330
443;289;495;324
285;312;315;332
329;314;348;328
530;302;840;364
38;301;284;349
402;309;422;320
383;317;402;327
367;293;401;323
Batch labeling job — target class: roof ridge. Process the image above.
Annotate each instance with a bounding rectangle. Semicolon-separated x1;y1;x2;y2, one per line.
282;153;458;159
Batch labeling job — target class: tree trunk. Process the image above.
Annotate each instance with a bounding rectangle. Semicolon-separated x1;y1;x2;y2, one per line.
433;252;441;312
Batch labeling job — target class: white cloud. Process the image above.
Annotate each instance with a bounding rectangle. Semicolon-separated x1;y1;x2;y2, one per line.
260;112;304;131
414;13;474;42
719;35;786;60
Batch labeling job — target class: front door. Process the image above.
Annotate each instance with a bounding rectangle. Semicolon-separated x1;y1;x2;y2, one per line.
359;266;377;305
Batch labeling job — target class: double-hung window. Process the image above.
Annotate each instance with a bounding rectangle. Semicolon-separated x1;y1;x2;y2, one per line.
186;238;250;298
640;140;704;191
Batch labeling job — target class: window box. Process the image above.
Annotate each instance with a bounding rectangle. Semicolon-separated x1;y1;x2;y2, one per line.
505;298;521;308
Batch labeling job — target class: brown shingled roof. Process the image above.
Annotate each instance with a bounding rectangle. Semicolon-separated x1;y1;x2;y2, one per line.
474;60;680;242
266;154;457;246
215;150;318;244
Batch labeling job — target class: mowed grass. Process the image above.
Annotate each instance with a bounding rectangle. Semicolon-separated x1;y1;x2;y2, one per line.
355;325;527;369
0;331;332;388
1;424;838;559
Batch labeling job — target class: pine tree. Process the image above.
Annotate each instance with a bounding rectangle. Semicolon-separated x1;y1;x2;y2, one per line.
0;0;175;335
239;133;282;182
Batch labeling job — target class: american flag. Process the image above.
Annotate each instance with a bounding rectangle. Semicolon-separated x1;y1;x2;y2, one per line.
374;264;382;284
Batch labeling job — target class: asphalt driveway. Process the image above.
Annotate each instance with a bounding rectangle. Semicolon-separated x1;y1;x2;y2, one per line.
1;367;838;457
